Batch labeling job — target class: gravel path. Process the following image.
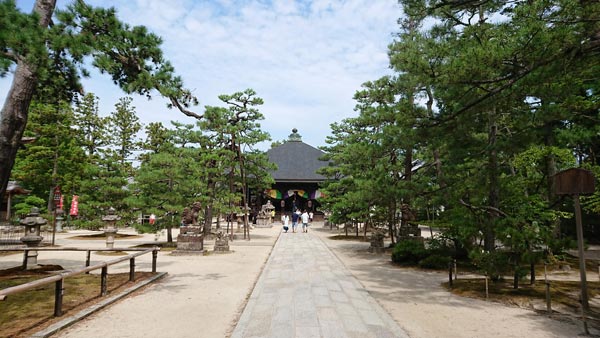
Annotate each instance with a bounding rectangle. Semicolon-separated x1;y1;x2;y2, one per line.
232;228;408;337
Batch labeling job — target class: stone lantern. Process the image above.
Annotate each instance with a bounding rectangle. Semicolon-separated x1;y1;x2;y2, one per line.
102;207;120;249
19;207;47;269
55;208;64;232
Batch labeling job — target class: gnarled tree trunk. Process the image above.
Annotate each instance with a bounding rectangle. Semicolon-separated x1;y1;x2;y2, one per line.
0;0;56;197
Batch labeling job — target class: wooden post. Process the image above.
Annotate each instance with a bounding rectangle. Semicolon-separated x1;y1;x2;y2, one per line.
54;278;64;317
485;276;489;300
100;266;108;296
453;259;457;280
574;195;589;311
545;281;551;313
129;258;135;282
85;250;91;274
152;249;157;273
22;250;28;270
51;208;56;246
448;261;453;287
544;263;551;313
553;168;595;333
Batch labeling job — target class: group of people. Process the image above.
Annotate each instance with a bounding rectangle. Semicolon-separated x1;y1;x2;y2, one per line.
282;209;313;233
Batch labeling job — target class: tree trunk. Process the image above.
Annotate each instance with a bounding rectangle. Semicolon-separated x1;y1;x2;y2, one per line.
543;120;561;238
228;162;235;241
389;200;396;245
237;144;250;240
47;139;59;211
167;225;173;243
203;204;213;239
485;108;499;252
203;160;217;238
0;0;56;198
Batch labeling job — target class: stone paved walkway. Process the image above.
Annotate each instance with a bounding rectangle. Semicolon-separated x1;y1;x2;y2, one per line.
231;230;409;338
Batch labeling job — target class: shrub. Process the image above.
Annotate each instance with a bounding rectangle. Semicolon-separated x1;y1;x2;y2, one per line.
425;234;456;256
391;239;427;264
13;196;47;217
470;250;511;280
418;254;451;270
70;218;104;231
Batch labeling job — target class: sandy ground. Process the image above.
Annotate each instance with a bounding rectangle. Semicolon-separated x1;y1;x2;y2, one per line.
0;227;281;338
1;223;597;337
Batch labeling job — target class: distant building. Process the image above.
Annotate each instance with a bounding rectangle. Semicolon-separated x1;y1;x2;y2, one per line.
258;129;329;219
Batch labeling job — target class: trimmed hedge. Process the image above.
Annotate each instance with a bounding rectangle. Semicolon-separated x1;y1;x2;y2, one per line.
391;239;427;264
418;254;450;269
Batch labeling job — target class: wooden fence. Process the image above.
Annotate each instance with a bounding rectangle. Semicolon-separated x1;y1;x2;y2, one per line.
0;247;160;317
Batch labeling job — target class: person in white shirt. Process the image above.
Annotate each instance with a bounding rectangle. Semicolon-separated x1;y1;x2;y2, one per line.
301;210;310;233
283;214;290;232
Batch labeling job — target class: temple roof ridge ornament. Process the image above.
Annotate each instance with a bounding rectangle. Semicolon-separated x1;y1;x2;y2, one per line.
288;128;302;142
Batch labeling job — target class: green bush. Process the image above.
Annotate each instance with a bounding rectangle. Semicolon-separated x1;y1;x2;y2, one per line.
70;218;104;231
425;234;457;256
470;250;511;280
391;239;427;264
418;254;450;270
14;196;47;217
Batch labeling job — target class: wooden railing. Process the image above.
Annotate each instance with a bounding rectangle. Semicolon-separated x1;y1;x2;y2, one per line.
0;247;160;317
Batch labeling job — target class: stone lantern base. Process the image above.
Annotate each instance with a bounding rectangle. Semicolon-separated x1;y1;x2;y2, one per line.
172;226;204;255
255;216;272;228
105;228;118;249
20;235;43;269
213;237;230;254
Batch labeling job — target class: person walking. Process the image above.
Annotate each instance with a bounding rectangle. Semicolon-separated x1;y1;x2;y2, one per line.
283;214;290;232
301;210;310;233
291;210;300;233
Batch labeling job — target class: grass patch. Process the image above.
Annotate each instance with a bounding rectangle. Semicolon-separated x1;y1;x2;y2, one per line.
0;251;20;257
0;267;156;337
94;251;129;256
329;235;369;242
68;233;142;240
134;242;177;251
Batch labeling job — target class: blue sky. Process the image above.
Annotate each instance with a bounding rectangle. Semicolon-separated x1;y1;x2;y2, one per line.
6;0;401;150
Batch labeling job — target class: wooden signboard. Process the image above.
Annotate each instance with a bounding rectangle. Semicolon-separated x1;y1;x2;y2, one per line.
553;168;595;195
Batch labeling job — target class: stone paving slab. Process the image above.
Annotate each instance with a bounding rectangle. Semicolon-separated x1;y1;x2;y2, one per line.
231;231;409;338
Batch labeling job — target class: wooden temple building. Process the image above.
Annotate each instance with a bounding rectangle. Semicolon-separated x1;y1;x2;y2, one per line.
257;129;329;220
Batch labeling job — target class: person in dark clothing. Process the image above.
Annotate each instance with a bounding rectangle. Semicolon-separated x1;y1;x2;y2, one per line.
291;211;300;233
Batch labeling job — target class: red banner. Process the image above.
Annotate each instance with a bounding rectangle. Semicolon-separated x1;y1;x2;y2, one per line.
69;195;79;216
59;195;64;209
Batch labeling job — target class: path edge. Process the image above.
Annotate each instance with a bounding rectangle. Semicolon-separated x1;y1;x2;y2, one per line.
30;271;168;338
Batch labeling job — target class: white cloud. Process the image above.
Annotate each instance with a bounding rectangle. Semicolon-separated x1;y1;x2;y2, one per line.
2;0;401;150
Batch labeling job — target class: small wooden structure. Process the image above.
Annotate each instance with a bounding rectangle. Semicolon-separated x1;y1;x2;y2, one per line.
2;181;31;221
553;168;596;334
553;168;595;195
